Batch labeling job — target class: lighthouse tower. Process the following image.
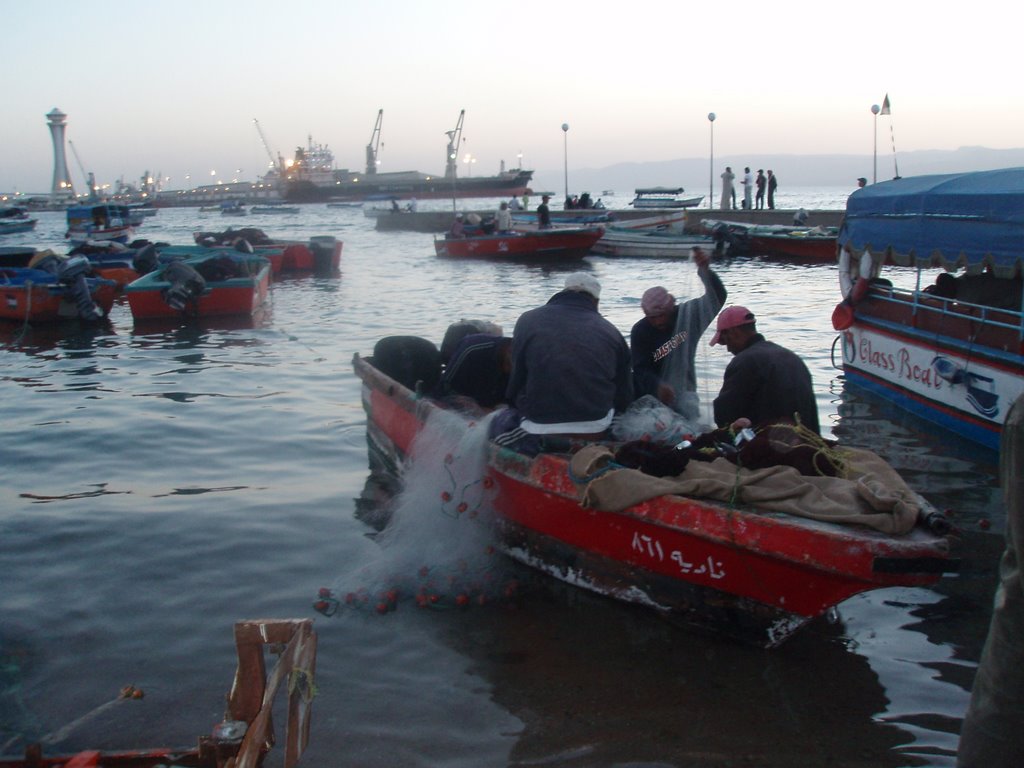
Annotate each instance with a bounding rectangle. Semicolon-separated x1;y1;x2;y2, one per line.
47;108;75;202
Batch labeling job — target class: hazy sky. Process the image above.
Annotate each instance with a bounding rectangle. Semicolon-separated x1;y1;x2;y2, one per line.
3;0;1020;193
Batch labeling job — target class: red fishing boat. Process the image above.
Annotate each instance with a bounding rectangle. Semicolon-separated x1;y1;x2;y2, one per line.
353;346;956;648
124;252;271;321
703;219;838;262
193;230;343;275
434;226;604;262
0;256;117;323
0;619;316;768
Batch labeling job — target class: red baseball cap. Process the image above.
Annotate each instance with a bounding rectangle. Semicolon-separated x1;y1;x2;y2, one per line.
709;306;756;345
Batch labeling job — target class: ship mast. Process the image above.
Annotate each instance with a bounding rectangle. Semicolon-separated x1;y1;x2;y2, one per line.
365;109;383;176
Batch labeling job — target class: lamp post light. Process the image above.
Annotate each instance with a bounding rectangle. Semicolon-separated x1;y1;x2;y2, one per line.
561;123;569;201
871;103;880;184
517;151;523;170
708;112;716;209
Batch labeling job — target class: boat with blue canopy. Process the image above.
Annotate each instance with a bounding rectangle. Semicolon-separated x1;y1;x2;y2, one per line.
831;167;1024;451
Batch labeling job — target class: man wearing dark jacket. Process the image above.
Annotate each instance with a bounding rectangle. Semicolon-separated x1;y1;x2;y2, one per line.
710;306;820;434
493;272;632;452
630;247;726;420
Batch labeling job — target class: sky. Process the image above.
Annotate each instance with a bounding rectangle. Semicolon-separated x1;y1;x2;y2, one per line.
3;0;1022;194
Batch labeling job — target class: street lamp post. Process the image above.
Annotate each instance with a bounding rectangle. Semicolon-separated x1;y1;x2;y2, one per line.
871;104;880;184
561;123;569;201
708;112;716;209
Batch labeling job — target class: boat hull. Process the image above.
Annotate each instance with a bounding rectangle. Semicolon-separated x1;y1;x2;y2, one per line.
434;227;603;262
747;234;837;261
283;170;533;203
0;274;117;322
124;258;271;320
840;289;1024;451
590;231;713;258
353;352;952;647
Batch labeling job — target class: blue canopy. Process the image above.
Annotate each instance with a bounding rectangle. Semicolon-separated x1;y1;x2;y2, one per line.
838;168;1024;278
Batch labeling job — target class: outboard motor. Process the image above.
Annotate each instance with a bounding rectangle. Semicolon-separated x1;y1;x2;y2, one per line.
160;260;207;312
132;243;160;276
711;222;748;256
309;236;338;275
58;255;104;321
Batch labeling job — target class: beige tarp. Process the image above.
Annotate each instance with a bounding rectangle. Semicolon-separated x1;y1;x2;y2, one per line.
568;444;923;535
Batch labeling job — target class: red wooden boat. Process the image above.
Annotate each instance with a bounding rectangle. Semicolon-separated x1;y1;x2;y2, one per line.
746;227;837;261
353;348;956;647
124;253;271;321
0;619;316;768
0;258;117;323
434;226;604;262
193;230;343;275
702;219;838;262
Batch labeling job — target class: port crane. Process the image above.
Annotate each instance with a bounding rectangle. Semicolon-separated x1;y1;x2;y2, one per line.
444;109;465;180
253;119;284;174
67;140;96;200
365;109;383;176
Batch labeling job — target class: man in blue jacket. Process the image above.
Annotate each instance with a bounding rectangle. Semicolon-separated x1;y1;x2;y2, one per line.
492;272;632;453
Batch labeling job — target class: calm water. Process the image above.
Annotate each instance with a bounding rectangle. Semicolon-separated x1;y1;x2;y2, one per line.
0;192;1005;767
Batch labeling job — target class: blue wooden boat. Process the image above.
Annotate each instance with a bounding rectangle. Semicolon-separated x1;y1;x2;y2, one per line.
833;168;1024;450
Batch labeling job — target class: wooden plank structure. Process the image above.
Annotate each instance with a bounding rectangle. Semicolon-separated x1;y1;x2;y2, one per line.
2;619;317;768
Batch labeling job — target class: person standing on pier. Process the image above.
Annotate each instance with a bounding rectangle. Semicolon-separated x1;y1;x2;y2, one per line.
742;167;753;210
720;167;735;210
755;170;766;209
767;170;778;209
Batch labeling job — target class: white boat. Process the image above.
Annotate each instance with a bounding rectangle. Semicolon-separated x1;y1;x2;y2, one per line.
630;187;704;209
590;228;713;258
832;168;1024;452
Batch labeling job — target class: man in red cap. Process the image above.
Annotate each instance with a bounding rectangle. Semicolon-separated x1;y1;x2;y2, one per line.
710;305;820;433
630;247;726;420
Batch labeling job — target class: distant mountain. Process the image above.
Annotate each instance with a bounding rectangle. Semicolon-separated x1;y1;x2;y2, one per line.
533;146;1024;196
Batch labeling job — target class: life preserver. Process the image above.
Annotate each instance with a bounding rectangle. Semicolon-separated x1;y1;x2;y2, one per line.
838;244;874;304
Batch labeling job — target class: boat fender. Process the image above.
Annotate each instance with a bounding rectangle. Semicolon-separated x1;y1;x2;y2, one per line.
373;336;442;393
838;245;873;304
160;260;207;312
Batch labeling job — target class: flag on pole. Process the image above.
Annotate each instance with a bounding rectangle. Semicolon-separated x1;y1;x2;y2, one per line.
880;94;891;115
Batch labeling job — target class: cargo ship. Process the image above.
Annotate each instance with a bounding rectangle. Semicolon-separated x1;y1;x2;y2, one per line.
270;110;533;203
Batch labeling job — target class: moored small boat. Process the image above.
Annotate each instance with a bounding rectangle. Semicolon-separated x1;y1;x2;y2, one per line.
0;618;317;768
434;226;604;262
65;204;135;246
0;255;117;323
0;207;38;235
192;228;342;274
630;187;704;209
832;168;1024;450
124;251;271;321
701;219;838;261
353;345;956;647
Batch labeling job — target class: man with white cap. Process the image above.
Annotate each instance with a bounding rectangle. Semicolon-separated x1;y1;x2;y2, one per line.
709;305;820;434
630;246;726;420
492;272;632;453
